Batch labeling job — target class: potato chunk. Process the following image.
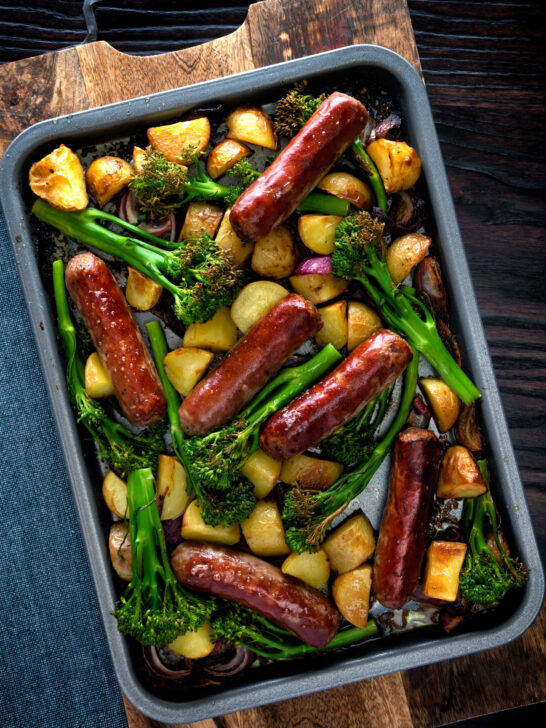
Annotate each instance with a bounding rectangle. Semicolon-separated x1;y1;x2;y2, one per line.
251;226;298;279
386;234;431;285
85;352;114;398
347;301;382;351
420;378;461;433
163;347;214;397
108;522;133;581
102;471;127;519
29;144;88;211
332;564;372;628
367;139;421;194
281;454;344;491
156;455;190;520
323;512;375;573
240;448;282;499
226;106;278;150
183;307;237;352
168;621;215;659
230;281;288;333
85;156;133;208
315;300;347;350
207;138;251;179
282;549;331;591
317;172;373;210
181;500;240;545
215;209;254;265
298;214;343;255
437;445;487;499
179;201;223;241
126;267;163;311
241;500;290;557
147;117;211;164
422;541;467;601
289;274;348;305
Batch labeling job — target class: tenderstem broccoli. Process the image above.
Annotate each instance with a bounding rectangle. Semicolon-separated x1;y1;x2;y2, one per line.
283;350;419;552
332;212;480;405
35;199;243;325
113;467;212;645
52;260;164;478
459;460;527;605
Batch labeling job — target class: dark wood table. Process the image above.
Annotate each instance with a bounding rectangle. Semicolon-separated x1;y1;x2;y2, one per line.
1;2;544;726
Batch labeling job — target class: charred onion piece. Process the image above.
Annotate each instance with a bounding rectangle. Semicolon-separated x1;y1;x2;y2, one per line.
455;402;483;452
414;256;448;321
406;395;432;429
437;320;462;367
369;111;402;142
143;645;193;681
200;644;255;678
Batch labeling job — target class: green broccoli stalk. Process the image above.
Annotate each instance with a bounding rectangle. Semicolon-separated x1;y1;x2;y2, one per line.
52;260;164;478
459;460;527;605
320;387;391;466
211;602;378;659
332;212;480;405
113;467;212;645
35;200;243;325
283;350;419;552
274;86;388;212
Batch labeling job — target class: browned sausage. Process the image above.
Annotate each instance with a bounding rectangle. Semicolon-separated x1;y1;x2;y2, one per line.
230;92;368;242
259;329;412;461
178;294;322;436
171;541;340;648
65;252;167;426
372;427;439;609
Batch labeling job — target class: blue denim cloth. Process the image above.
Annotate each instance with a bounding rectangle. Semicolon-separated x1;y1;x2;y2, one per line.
0;211;127;728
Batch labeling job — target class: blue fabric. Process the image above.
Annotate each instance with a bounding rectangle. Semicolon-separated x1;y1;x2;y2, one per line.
0;210;128;728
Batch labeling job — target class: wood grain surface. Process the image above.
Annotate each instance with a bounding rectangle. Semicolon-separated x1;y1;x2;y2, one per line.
0;1;544;727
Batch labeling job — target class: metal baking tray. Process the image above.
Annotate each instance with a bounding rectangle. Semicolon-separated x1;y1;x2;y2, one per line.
0;45;543;723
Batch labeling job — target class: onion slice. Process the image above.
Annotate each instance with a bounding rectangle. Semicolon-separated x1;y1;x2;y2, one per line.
142;645;192;681
200;644;255;678
294;256;333;275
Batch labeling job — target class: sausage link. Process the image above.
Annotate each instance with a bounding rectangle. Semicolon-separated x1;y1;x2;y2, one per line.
230;92;368;242
65;252;167;426
259;329;412;461
372;427;439;609
171;541;340;648
178;294;322;436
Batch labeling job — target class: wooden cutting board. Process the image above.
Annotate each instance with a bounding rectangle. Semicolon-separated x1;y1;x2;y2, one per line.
0;1;544;726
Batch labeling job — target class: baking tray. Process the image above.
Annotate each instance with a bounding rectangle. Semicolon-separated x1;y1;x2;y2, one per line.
0;45;543;723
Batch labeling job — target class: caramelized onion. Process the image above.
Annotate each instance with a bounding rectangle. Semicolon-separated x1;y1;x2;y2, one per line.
200;644;255;678
143;645;193;681
414;256;447;321
455;402;483;452
369;112;402;142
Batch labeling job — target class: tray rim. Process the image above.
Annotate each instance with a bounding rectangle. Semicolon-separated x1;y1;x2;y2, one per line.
0;43;543;723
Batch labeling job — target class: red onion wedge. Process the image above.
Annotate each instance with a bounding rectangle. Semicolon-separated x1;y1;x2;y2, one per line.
200;644;255;678
162;516;183;550
294;256;332;275
142;645;193;681
118;190;178;241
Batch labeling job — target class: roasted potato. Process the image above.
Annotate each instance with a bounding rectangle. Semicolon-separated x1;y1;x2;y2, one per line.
251;226;298;279
183;307;237;352
322;512;375;573
156;454;190;520
315;300;347;350
366;138;422;193
207;138;251;179
386;234;431;285
163;346;214;397
332;564;372;628
230;281;288;333
297;214;343;255
132;145;146;173
289;273;348;305
85;156;133;208
420;378;461;433
437;445;487;498
179;202;223;241
147;117;211;164
347;300;382;351
240;448;282;499
181;500;240;545
241;500;290;557
226;106;278;150
102;471;127;519
422;541;467;601
317;172;373;210
281;454;344;490
125;267;163;311
85;352;114;398
29;144;88;211
282;549;331;591
168;621;215;659
215;209;254;265
108;522;133;581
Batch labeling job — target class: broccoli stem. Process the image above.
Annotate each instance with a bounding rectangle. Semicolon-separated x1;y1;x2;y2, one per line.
297;193;350;216
351;138;388;212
